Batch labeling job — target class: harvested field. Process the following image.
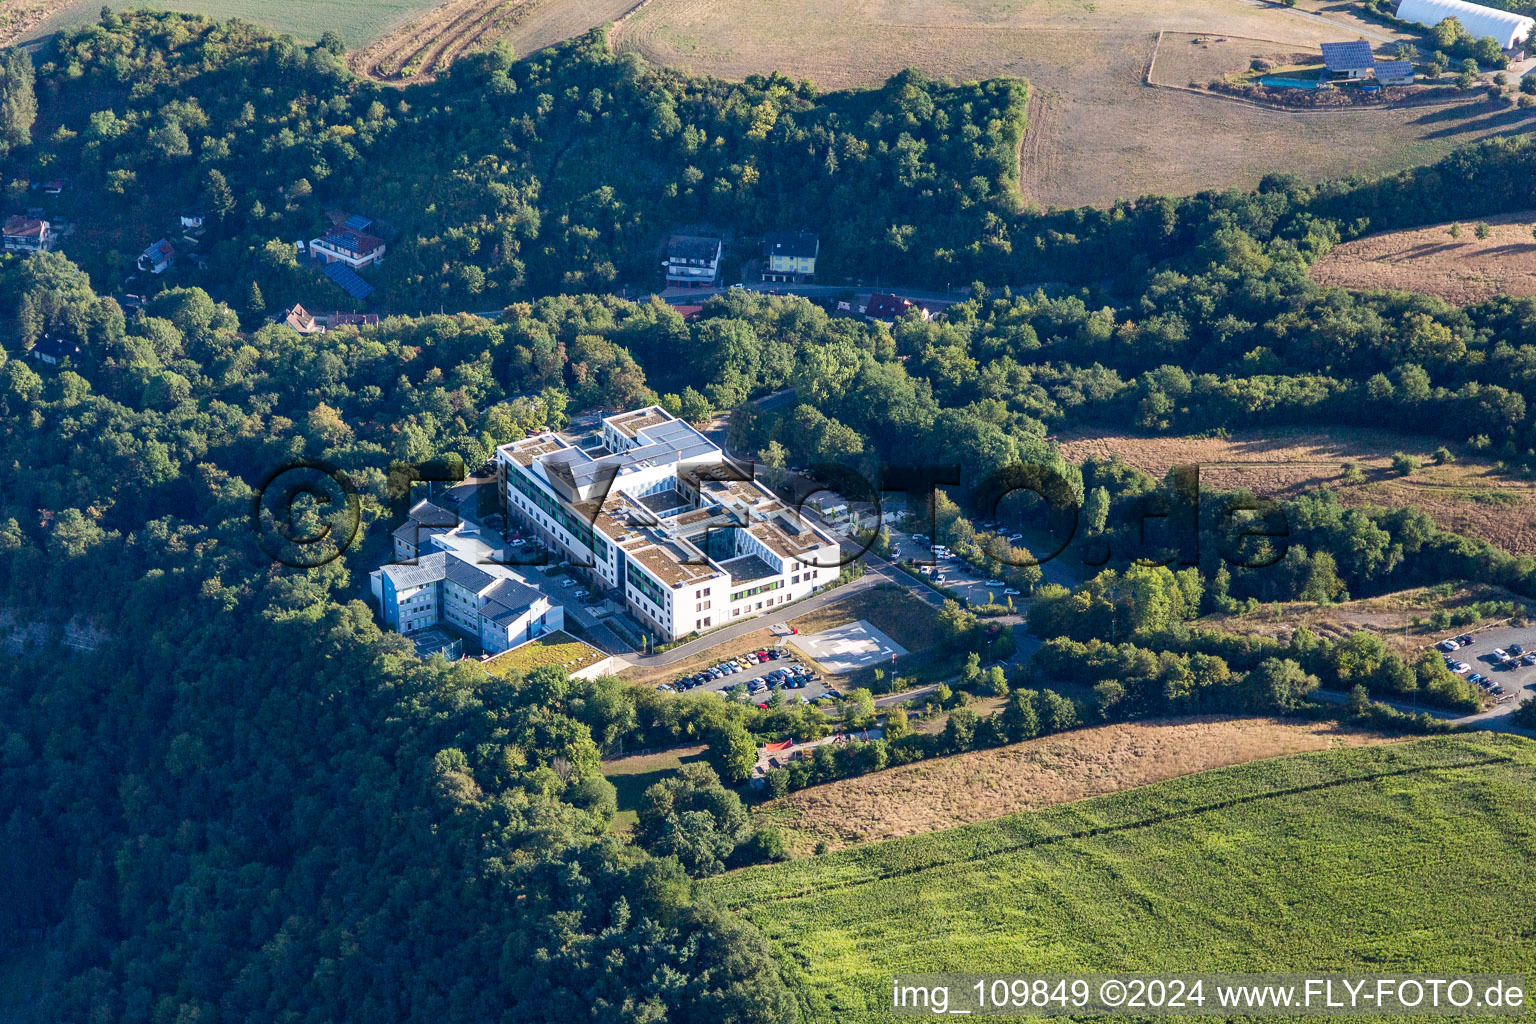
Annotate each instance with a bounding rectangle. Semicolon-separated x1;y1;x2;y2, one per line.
610;0;1530;208
349;0;519;81
1311;211;1536;305
1054;425;1536;555
759;716;1392;851
348;0;640;80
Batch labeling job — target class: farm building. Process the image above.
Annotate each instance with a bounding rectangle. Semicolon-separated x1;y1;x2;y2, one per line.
1395;0;1534;49
1375;60;1416;84
1320;40;1377;78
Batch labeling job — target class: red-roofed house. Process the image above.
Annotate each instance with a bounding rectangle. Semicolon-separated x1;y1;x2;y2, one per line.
863;292;930;324
3;215;54;253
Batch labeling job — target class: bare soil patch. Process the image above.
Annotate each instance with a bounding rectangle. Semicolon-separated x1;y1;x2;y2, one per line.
762;716;1392;850
1054;425;1536;555
1311;211;1536;305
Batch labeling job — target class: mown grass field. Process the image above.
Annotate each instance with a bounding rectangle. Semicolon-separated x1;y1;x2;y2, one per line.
10;0;443;46
602;743;706;831
704;734;1536;1023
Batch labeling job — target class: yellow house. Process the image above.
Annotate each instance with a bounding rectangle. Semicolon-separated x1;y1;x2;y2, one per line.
763;230;819;283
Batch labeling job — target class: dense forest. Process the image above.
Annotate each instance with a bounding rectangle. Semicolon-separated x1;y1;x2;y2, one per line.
5;9;1536;1024
11;10;1024;310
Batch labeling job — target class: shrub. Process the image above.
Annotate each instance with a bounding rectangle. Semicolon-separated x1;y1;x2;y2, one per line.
1392;452;1422;475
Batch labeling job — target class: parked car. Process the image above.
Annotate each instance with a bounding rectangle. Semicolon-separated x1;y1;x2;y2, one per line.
1457;634;1475;646
1522;654;1536;667
560;578;576;588
985;579;1005;587
1003;588;1021;597
1453;662;1472;674
1437;640;1459;653
1509;643;1524;655
1492;648;1508;660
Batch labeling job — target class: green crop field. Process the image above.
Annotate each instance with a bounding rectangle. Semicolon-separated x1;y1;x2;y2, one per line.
704;734;1536;1023
18;0;444;47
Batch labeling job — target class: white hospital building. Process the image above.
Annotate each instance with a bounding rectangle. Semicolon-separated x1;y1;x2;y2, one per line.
495;407;842;642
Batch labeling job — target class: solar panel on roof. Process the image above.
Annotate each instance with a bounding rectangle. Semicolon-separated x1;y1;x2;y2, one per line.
1375;60;1415;82
343;215;373;231
1320;40;1375;71
322;261;375;300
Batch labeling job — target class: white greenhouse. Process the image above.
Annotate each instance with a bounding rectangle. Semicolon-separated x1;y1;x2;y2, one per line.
1396;0;1535;49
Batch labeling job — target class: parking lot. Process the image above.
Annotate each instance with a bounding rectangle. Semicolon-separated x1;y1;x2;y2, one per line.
1432;624;1536;711
657;641;842;706
879;523;1039;598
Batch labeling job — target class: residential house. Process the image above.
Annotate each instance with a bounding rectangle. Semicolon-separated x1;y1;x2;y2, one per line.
496;405;841;642
276;303;323;335
28;336;82;366
137;238;175;274
3;215;54;253
762;230;819;283
1320;40;1377;80
180;211;205;230
664;235;722;288
863;292;930;323
1374;60;1415;84
310;223;386;270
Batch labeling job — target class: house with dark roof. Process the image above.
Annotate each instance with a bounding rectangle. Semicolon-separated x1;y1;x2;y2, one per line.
28;336;82;366
863;292;930;324
1321;40;1377;79
3;215;54;253
137;238;175;274
664;234;722;288
763;230;819;283
318;311;380;328
310;223;386;270
370;520;565;656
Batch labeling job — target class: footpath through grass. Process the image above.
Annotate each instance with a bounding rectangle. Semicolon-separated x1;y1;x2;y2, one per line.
702;733;1536;1023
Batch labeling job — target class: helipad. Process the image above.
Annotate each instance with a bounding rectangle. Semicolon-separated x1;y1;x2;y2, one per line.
789;620;908;673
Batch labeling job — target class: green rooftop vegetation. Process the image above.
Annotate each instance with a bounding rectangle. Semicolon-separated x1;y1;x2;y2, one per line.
481;631;606;678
